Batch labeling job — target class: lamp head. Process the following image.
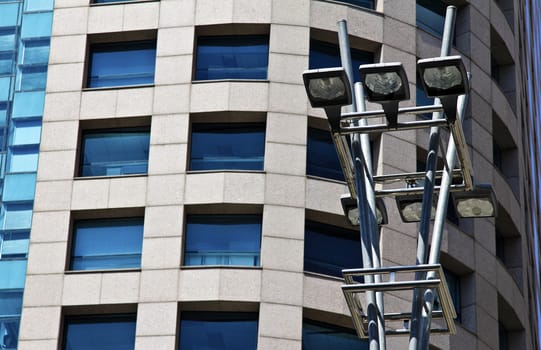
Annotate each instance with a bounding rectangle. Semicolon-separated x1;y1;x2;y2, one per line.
341;194;388;226
452;184;496;218
395;194;436;223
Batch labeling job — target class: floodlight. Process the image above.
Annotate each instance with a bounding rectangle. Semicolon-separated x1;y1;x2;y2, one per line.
395;194;436;223
341;194;388;226
452;184;496;218
417;56;469;122
359;62;410;126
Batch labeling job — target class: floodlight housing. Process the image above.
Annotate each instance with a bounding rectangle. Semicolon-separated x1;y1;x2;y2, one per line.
341;194;388;226
452;184;496;218
359;62;410;126
395;194;436;223
417;56;469;122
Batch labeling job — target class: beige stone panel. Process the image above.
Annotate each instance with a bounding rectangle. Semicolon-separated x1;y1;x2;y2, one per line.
143;205;184;237
52;7;88;36
303;275;350;315
219;269;261;301
178;268;220;300
265;173;305;208
346;6;384;43
475;243;496;282
116;87;154;117
146;174;185;205
54;0;88;8
257;337;301;350
40;120;78;151
446;226;475;270
476;307;498;350
159;0;195;27
153;84;190;114
71;178;110;210
259;303;302;340
23;274;63;307
157;27;195;57
475;275;498;319
232;0;271;23
17;340;58;350
48;35;86;64
80;89;118;118
19;307;61;340
305;178;346;214
261;236;303;272
262;205;304;240
150;114;190;145
155;55;193;85
27;242;68;274
108;176;147;208
491;6;515;55
33;181;72;211
88;5;123;33
123;1;160;31
46;63;85;92
264;142;306;176
190;82;229;113
261;270;303;305
469;6;490;44
309;1;347;33
141;236;182;269
269;25;309;56
135;336;176;350
37;150;76;181
136;302;178;336
30;211;70;243
195;0;233;25
267;53;308;85
470;34;491;73
184;173;225;204
43;91;81;122
271;0;309;26
62;273;102;305
491;82;516;130
268;83;307;115
100;272;140;304
148;143;187;175
382;0;415;25
223;172;265;204
139;269;179;302
266;113;307;146
228;82;269;111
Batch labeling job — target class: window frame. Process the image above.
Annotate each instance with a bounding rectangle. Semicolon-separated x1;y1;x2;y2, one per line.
302;318;368;349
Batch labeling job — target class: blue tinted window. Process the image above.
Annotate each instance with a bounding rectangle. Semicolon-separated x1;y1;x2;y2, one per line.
195;35;269;80
93;0;136;2
0;51;14;75
21;12;53;39
80;127;150;177
3;204;33;230
309;40;374;83
70;218;144;270
7;146;39;173
17;65;47;91
307;127;344;181
179;312;258;350
184;215;261;267
190;123;265;171
434;269;461;320
24;0;54;12
20;39;50;65
304;220;361;277
0;28;16;53
87;41;156;88
416;0;446;37
0;289;23;350
303;320;368;350
0;232;29;259
332;0;374;9
63;314;136;350
3;173;37;202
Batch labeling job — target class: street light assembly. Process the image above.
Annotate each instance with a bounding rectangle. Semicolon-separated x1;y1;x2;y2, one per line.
395;194;437;223
452;184;497;218
358;62;410;127
417;56;469;122
341;194;389;226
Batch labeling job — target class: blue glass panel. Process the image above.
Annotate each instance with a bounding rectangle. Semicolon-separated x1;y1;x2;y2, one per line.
0;4;20;27
25;0;54;12
0;102;7;128
304;220;361;277
302;320;368;350
11;119;41;145
3;173;36;202
0;290;22;350
87;41;156;88
184;215;261;266
0;232;29;259
0;51;14;75
0;260;27;289
80;127;150;177
333;0;374;9
63;314;136;350
0;28;16;52
20;39;49;65
190;123;265;171
7;146;39;173
306;127;345;181
416;0;446;38
17;65;47;91
21;12;53;39
179;312;258;350
0;77;13;100
0;290;22;316
71;218;144;270
309;40;374;83
3;204;33;230
12;91;45;118
195;35;269;80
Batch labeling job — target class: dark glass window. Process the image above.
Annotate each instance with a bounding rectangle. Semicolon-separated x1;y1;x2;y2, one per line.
0;231;29;259
309;39;374;83
306;127;344;181
87;40;156;88
70;217;144;270
195;35;269;80
80;127;150;177
416;0;446;37
62;314;136;350
333;0;375;10
179;312;258;350
433;269;461;321
184;215;261;267
302;319;368;350
93;0;136;2
0;290;23;350
190;123;265;171
304;220;361;277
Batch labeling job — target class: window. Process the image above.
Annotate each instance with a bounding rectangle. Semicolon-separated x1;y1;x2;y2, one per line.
304;220;361;278
93;0;137;3
62;314;136;350
309;39;374;83
190;123;265;171
79;127;150;177
179;312;258;350
70;217;144;271
416;0;446;37
303;319;368;349
306;127;344;181
332;0;374;9
195;35;269;80
0;232;29;260
87;40;156;88
433;269;460;321
184;215;261;267
16;39;50;92
0;289;23;350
